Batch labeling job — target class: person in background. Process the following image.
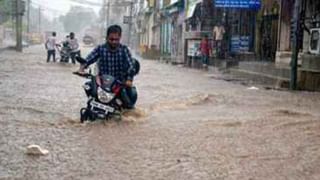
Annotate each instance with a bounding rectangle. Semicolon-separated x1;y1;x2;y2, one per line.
45;32;58;63
213;22;226;58
57;35;72;63
68;32;81;64
199;34;212;69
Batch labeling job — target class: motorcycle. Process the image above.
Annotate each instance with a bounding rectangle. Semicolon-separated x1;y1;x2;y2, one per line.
56;41;72;63
73;56;140;123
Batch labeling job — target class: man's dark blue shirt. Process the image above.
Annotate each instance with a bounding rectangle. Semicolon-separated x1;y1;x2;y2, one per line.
85;43;135;80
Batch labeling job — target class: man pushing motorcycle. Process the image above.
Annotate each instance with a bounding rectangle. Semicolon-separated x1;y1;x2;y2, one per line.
76;25;138;109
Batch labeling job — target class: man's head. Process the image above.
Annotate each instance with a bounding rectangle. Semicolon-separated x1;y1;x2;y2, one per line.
70;32;75;39
52;32;56;37
106;25;122;49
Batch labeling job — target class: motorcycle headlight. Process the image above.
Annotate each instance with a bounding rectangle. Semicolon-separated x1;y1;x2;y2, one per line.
82;84;91;91
97;87;115;103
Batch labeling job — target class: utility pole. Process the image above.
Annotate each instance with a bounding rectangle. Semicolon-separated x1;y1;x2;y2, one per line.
102;0;106;38
15;0;23;52
104;0;107;29
106;1;110;29
99;0;106;41
27;0;31;45
290;0;302;90
38;6;41;33
223;8;230;57
27;0;30;34
128;1;133;47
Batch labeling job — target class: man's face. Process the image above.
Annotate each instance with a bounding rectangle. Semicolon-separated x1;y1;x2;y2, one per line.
107;33;121;49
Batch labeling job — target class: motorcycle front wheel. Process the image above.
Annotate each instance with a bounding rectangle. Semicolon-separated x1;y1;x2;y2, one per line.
80;108;89;123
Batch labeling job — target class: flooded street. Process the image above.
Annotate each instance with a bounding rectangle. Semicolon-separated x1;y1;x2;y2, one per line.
1;45;320;180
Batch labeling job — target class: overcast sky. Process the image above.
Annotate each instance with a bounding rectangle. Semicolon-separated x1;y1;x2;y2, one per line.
31;0;102;19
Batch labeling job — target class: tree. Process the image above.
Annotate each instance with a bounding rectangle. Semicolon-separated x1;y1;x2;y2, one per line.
0;0;12;24
59;6;97;33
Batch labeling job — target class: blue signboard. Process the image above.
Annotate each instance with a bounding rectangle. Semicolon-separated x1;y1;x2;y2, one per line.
230;36;251;53
215;0;261;10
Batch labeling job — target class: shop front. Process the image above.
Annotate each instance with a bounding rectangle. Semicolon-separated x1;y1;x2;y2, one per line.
214;0;261;57
184;0;216;66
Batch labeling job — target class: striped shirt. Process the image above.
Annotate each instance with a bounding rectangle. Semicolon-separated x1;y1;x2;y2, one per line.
85;43;135;81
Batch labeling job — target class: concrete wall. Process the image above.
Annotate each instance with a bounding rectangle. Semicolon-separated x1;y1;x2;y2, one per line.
152;26;161;49
277;0;293;52
275;0;294;64
278;20;291;52
147;13;154;48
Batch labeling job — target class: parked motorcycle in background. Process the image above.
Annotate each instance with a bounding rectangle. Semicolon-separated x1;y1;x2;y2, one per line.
56;41;72;63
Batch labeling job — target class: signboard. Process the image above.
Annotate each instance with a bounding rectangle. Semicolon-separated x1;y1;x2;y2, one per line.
170;0;180;5
239;36;250;51
231;36;251;53
168;6;179;14
215;0;261;10
148;0;155;7
186;0;201;19
187;39;201;56
230;36;240;53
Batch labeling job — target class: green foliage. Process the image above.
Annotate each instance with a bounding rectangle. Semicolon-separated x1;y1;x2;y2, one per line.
59;6;97;33
0;0;12;23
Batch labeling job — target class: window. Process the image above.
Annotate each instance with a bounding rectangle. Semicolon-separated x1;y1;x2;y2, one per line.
310;30;319;51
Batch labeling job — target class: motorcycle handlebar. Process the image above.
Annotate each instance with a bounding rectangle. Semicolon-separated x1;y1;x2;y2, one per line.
75;56;87;64
73;72;130;88
72;71;92;79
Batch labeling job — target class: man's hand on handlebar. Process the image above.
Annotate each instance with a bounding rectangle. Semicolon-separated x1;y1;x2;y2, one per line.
125;80;133;87
77;64;86;75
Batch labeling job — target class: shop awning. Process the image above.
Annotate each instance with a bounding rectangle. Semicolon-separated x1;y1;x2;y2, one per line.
214;0;261;10
170;0;180;5
143;7;153;15
186;0;201;19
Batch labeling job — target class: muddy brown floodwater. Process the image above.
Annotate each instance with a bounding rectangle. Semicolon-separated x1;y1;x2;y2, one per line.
0;45;320;180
